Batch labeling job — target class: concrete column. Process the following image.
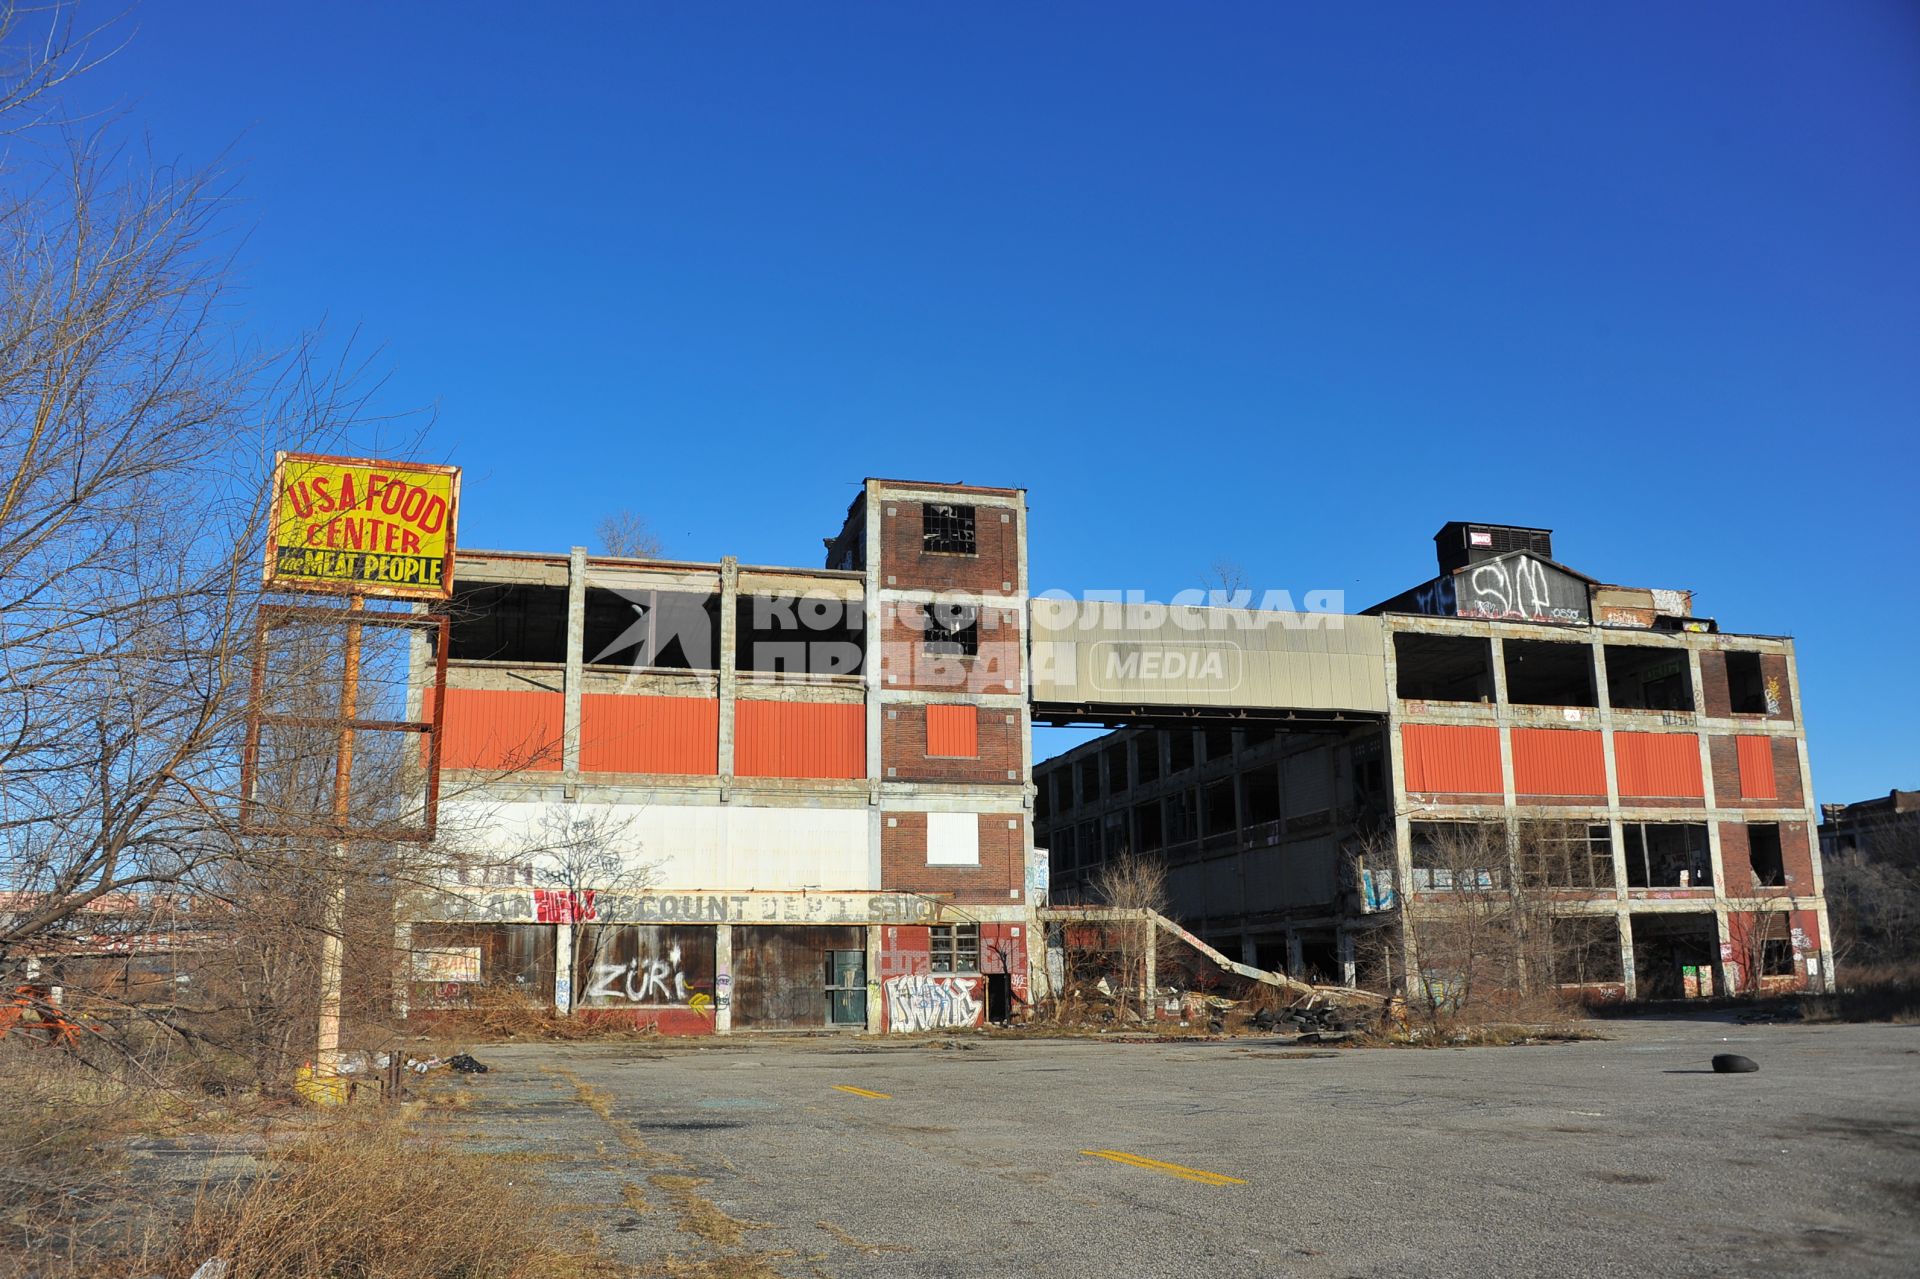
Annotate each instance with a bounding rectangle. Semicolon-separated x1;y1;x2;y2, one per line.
554;922;573;1014
563;547;587;787
715;923;733;1034
718;556;738;787
865;924;884;1034
393;920;413;1019
1616;910;1637;999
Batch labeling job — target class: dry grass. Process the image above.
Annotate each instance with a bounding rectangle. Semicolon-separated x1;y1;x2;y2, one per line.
424;984;664;1043
157;1115;619;1279
1798;962;1920;1024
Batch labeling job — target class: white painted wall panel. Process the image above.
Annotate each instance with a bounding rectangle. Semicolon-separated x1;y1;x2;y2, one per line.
438;800;872;892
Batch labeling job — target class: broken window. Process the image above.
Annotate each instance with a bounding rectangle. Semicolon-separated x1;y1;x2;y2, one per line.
580;587;722;670
1243;766;1281;826
922;504;977;555
1034;776;1053;822
448;582;568;663
1076;756;1101;805
1103;811;1130;861
1519;821;1616;889
1605;645;1693;711
1502;638;1596;707
1754;914;1795;976
1134;800;1163;851
923;602;978;656
1167;731;1195;774
1164;789;1198;846
929;924;980;973
1134;736;1161;784
1204;778;1237;837
735;593;863;677
1394;633;1494;702
1104;745;1128;795
1548;916;1623;984
1409;821;1507;891
1748;823;1785;888
1726;651;1767;714
1623;823;1712;889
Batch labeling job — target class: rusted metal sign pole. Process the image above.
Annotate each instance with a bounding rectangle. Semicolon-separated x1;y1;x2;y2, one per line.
314;594;366;1072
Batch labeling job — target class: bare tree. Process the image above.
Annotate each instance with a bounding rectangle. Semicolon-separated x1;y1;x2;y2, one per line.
1088;852;1171;1015
597;509;663;559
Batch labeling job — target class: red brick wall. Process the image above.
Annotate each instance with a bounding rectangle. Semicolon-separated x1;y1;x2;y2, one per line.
878;498;1021;595
1699;650;1731;719
883;704;1023;784
1719;818;1817;896
877;602;1022;694
880;811;1025;903
1760;653;1796;723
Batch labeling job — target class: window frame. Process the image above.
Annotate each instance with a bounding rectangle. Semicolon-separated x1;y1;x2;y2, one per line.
929;923;981;974
922;503;978;556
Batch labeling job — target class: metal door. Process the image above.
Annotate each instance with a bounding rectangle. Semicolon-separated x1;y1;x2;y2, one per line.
825;949;866;1026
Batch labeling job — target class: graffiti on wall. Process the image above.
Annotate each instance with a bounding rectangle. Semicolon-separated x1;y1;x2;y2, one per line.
585;944;694;1005
534;889;597;923
1459;555;1588;624
884;974;983;1032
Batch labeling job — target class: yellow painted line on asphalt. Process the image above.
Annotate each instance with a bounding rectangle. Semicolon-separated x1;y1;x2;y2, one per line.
833;1084;892;1099
1080;1149;1246;1186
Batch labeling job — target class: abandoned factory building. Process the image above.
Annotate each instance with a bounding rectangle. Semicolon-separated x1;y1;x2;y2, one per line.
408;485;1831;1033
1035;521;1831;1003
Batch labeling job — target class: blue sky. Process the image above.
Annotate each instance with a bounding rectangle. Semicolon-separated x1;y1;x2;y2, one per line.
68;2;1919;802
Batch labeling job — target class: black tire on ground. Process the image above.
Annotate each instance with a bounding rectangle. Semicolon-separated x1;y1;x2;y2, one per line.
1711;1053;1759;1074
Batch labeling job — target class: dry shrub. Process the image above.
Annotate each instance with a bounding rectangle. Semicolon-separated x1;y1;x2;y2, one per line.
1799;961;1920;1024
164;1115;609;1279
428;982;661;1042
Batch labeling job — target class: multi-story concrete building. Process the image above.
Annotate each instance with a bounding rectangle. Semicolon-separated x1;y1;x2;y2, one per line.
402;478;1038;1034
1036;522;1833;1001
1820;790;1920;863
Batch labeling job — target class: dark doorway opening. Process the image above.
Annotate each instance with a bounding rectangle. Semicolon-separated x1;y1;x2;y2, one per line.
985;972;1012;1023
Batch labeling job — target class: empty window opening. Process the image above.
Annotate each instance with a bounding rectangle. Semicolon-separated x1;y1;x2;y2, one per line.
1605;645;1694;711
735;593;863;677
1298;938;1340;985
1167;731;1196;774
1726;652;1767;714
1203;727;1234;761
1520;822;1616;889
1077;820;1098;865
1103;745;1128;795
1630;913;1719;999
1134;801;1163;851
1034;777;1053;822
1750;913;1795;977
1242;724;1276;751
924;603;978;656
585;588;721;670
922;504;977;555
449;582;568;663
1164;789;1198;846
929;924;980;974
1204;779;1237;837
1243;767;1281;827
1503;638;1596;707
1409;821;1507;891
1351;736;1387;812
1051;824;1076;871
1103;811;1130;862
1134;735;1161;784
1076;756;1101;805
1394;633;1495;702
1748;823;1785;888
1623;823;1712;889
1549;916;1623;984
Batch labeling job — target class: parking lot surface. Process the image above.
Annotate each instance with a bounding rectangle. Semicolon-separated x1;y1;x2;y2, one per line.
441;1017;1920;1278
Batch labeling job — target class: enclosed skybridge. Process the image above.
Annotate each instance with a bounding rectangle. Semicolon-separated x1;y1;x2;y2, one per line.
1026;599;1390;727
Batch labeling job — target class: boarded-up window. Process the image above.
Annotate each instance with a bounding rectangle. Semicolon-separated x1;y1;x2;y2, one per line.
926;704;979;758
1614;732;1704;798
1400;724;1502;794
1511;729;1606;798
1736;736;1777;800
438;688;565;772
927;812;979;866
735;700;862;778
574;925;716;1008
580;694;718;775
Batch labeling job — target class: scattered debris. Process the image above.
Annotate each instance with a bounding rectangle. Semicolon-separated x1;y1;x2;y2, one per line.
448;1052;490;1074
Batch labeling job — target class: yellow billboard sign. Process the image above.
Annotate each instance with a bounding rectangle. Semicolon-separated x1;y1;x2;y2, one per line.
265;453;461;599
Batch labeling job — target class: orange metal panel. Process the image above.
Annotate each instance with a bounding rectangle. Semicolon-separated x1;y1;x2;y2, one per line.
1511;728;1606;797
438;688;564;772
1614;731;1704;798
735;700;863;779
1400;724;1503;795
580;694;718;775
926;704;979;758
1736;735;1777;800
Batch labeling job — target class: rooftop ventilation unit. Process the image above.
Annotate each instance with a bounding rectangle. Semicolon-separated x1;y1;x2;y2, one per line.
1434;522;1554;576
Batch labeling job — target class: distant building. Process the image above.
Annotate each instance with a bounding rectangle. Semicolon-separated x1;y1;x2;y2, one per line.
1820;790;1920;863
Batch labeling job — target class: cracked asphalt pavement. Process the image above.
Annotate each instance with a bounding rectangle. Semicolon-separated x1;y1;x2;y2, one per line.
431;1016;1920;1278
